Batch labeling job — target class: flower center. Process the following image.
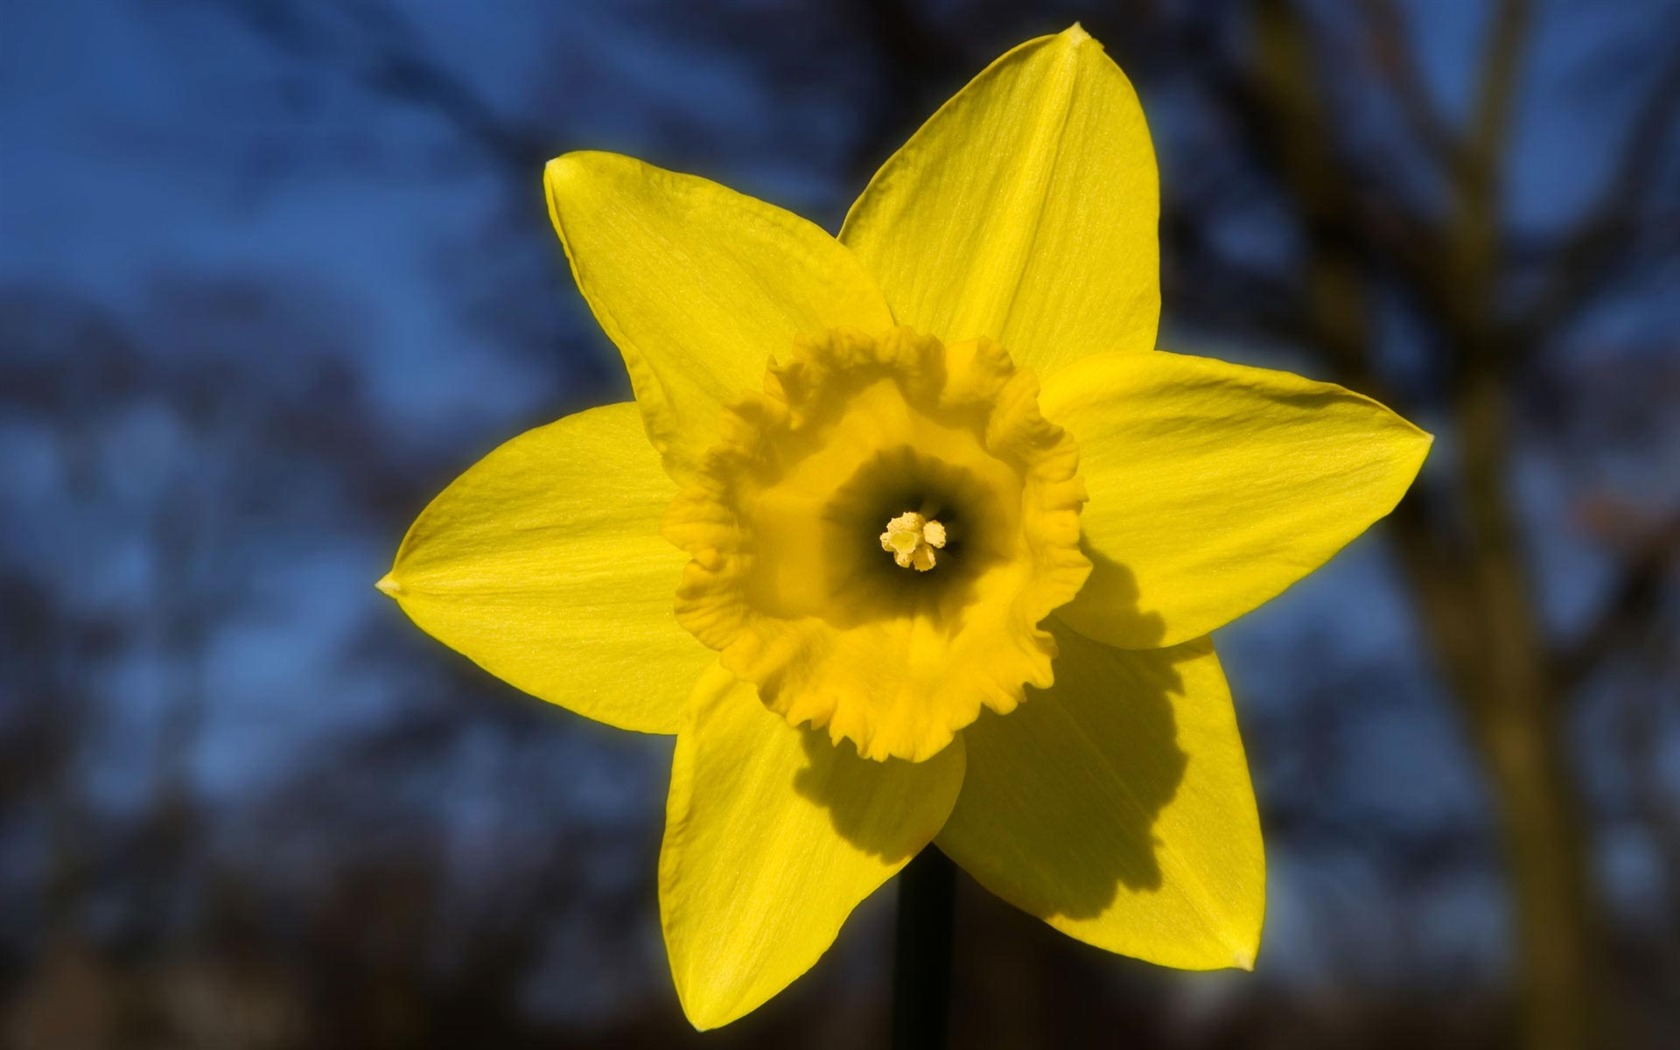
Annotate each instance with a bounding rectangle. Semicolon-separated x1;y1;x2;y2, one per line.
880;511;947;571
663;327;1090;762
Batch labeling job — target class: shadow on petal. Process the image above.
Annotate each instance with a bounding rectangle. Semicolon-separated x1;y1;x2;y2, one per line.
1056;534;1171;650
933;548;1263;969
982;624;1189;909
937;550;1197;919
790;722;965;864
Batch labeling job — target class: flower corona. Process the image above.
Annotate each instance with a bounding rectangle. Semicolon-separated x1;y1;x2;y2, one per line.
664;327;1088;762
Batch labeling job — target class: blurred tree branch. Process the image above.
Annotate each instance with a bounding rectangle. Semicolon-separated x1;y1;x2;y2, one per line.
1557;513;1680;691
1513;43;1680;349
1355;0;1461;170
208;0;551;175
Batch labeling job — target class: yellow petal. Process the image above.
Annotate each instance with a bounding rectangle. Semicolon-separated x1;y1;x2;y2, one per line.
839;25;1159;378
381;403;710;734
937;623;1263;969
1041;351;1432;649
546;151;894;480
660;665;964;1029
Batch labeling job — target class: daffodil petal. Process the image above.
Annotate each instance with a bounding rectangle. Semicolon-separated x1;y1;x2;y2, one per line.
1041;351;1432;649
839;25;1158;378
660;665;964;1029
937;624;1263;970
381;403;709;734
546;151;894;480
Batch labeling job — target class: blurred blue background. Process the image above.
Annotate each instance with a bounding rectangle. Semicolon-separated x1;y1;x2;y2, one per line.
1;1;1676;1047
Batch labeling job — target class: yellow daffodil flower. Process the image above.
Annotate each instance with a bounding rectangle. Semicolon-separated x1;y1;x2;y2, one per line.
378;25;1430;1030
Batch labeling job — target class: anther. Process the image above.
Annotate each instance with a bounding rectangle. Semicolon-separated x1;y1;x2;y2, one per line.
880;511;947;571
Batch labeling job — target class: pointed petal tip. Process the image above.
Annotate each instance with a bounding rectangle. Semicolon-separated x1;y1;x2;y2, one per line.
543;153;581;192
1232;949;1256;972
543;151;611;198
374;573;402;598
1406;422;1436;473
1063;22;1094;45
681;1003;733;1033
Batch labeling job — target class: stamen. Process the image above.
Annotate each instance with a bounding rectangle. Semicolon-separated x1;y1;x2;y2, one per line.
880;510;947;572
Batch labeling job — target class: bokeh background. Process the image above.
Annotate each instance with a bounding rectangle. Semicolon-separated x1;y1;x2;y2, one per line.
2;0;1677;1047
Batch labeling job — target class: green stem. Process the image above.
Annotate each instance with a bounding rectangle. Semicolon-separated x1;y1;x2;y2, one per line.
892;846;955;1050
